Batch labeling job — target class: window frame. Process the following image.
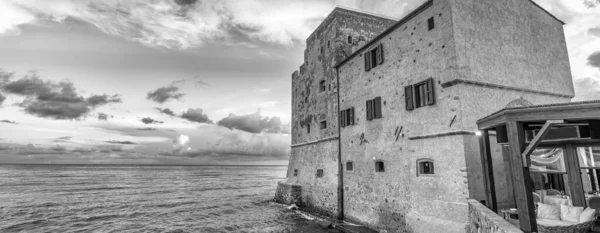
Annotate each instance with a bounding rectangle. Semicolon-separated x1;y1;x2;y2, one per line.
406;77;435;110
375;160;385;172
428;17;435;31
319;80;326;93
346;161;354;172
316;169;324;178
320;120;327;129
417;158;435;177
293;169;298;177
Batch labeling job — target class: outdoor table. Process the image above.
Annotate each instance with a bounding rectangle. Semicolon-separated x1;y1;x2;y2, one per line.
544;195;572;206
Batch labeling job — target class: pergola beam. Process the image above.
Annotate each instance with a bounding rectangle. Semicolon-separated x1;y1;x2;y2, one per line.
521;120;564;167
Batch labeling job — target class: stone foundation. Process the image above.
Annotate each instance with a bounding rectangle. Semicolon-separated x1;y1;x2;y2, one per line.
466;199;522;233
274;181;302;205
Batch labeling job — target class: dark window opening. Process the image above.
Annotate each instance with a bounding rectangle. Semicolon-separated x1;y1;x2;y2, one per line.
316;169;324;178
418;160;434;175
346;162;354;171
307;124;310;134
328;41;330;48
405;78;435;110
320;121;327;129
364;43;384;71
366;97;382;120
293;169;298;176
428;17;435;30
375;161;385;172
347;36;352;44
340;107;355;128
319;80;326;92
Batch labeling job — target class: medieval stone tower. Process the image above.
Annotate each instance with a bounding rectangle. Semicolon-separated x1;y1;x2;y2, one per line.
278;0;575;232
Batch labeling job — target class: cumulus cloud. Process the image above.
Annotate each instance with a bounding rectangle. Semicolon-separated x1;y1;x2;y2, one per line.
180;108;212;123
106;140;136;145
155;107;176;116
217;111;290;134
146;86;185;104
0;120;18;124
0;70;121;120
574;76;600;101
588;51;600;70
0;0;341;49
141;117;164;124
172;134;191;155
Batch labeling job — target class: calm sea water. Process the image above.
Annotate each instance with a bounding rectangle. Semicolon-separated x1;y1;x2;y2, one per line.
0;165;329;233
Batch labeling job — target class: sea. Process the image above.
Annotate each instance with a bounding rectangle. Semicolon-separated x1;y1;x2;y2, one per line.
0;165;333;233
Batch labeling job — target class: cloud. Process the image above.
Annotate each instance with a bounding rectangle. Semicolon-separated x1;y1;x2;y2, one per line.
0;93;5;105
574;76;600;101
217;111;290;134
136;127;158;131
590;27;600;38
192;76;209;87
0;70;121;120
588;51;600;70
180;108;212;123
0;0;339;49
141;117;164;124
0;120;18;124
54;136;71;142
155;107;176;116
97;112;113;121
106;140;136;145
172;134;191;155
146;86;185;104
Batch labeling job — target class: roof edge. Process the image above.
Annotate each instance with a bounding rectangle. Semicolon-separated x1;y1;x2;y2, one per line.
529;0;565;25
334;0;434;69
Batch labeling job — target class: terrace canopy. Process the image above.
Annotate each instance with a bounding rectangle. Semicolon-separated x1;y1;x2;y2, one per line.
476;101;600;233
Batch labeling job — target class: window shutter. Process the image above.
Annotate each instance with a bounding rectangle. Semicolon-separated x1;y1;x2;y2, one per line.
405;85;414;110
373;97;382;119
377;43;384;65
366;100;373;120
426;78;435;106
364;53;371;71
340;110;346;128
350;107;355;125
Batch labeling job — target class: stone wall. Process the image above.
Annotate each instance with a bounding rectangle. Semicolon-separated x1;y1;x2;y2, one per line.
274;181;302;205
466;199;522;233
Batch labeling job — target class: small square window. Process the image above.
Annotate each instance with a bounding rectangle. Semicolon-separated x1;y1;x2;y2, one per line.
375;161;385;172
319;80;326;92
346;162;354;171
428;17;435;30
293;169;298;176
418;159;435;176
320;121;327;129
316;169;324;178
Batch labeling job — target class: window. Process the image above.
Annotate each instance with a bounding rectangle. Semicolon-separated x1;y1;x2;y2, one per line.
293;169;298;176
428;17;435;30
340;107;355;128
347;36;352;44
319;80;326;92
316;169;324;178
405;78;435;110
366;97;382;120
346;162;354;171
364;43;384;71
418;159;434;176
307;124;311;134
328;40;330;48
375;161;385;172
320;121;327;129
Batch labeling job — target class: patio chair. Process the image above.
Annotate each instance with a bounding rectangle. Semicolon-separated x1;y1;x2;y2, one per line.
537;206;599;233
589;197;600;209
546;189;561;196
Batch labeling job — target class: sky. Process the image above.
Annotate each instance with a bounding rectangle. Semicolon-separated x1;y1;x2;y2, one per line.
0;0;599;165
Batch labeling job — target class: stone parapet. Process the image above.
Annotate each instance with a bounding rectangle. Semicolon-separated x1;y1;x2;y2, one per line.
274;181;302;205
466;199;522;233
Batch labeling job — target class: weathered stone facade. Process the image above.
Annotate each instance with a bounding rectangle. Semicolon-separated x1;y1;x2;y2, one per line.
278;0;574;232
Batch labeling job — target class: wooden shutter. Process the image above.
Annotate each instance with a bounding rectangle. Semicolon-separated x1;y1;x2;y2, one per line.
349;107;355;125
426;78;435;106
405;85;414;110
364;52;371;71
373;97;382;119
377;43;384;65
340;110;346;128
366;100;373;120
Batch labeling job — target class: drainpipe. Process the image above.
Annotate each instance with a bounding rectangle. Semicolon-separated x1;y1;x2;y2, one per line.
335;66;344;222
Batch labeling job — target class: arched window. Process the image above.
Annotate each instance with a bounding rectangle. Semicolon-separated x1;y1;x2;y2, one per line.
417;159;434;176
